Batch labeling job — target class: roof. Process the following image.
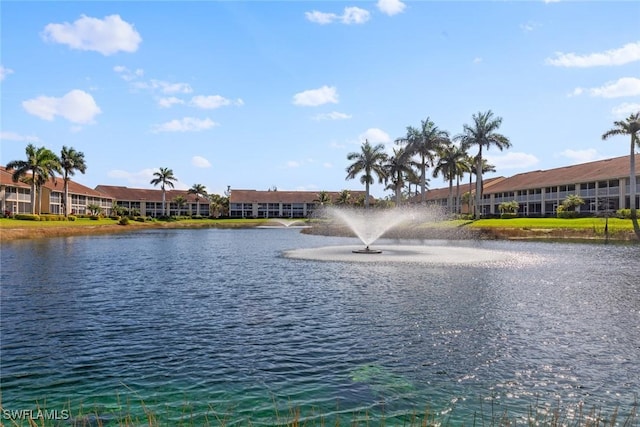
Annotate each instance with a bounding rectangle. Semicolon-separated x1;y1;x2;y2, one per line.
407;177;506;203
0;166;31;189
229;189;371;204
485;154;639;194
1;166;113;199
96;185;207;203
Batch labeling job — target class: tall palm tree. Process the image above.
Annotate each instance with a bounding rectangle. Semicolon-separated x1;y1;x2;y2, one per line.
6;144;60;214
60;146;87;216
345;140;388;208
602;112;640;239
455;110;510;218
150;167;177;217
384;146;414;207
188;183;208;216
397;118;449;204
433;143;467;213
173;195;187;216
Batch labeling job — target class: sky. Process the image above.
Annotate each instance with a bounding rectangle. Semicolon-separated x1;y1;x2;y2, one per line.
1;0;639;198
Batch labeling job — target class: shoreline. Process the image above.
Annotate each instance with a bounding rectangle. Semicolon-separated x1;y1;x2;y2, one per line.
1;220;636;243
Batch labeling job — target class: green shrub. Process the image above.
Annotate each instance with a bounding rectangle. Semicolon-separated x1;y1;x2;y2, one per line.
135;217;145;222
14;214;40;221
191;215;204;220
557;210;579;219
118;216;130;225
89;215;100;220
68;215;77;221
500;213;518;219
109;215;121;221
39;214;66;221
616;208;632;219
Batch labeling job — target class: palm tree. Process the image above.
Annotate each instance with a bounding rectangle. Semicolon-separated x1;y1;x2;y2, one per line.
208;193;228;218
397;118;450;204
59;146;87;216
150;167;177;217
345;140;388;208
384;146;414;207
336;189;352;206
6;144;60;214
188;183;207;216
173;195;188;216
455;110;510;218
432;143;466;213
602;112;640;239
315;191;332;206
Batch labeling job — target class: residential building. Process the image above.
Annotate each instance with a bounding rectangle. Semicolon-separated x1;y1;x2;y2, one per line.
228;189;369;218
1;166;114;215
95;185;211;217
421;154;640;216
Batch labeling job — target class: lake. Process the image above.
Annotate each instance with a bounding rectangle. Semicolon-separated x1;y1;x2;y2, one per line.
1;228;639;425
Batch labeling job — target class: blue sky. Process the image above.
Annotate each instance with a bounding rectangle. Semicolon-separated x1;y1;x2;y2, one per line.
1;1;639;197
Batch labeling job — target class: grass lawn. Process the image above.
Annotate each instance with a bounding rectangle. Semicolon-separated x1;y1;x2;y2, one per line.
467;217;634;231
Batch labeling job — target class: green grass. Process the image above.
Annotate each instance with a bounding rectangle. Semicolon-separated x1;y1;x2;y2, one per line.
467;217;634;230
0;217;121;228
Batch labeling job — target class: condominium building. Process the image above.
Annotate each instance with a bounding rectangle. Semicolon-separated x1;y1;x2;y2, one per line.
423;154;640;216
1;166;113;215
228;189;369;218
95;185;211;217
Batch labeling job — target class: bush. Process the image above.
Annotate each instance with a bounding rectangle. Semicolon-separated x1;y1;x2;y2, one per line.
89;215;100;220
118;216;130;225
191;215;204;220
616;209;632;219
135;217;146;222
500;213;518;219
109;215;121;221
39;214;66;221
14;214;40;221
68;215;77;221
557;210;579;219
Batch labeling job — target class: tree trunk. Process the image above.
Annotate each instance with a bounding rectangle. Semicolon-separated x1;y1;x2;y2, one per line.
30;178;36;215
629;138;639;240
64;179;69;216
365;181;370;209
421;157;427;205
162;190;166;216
475;148;483;219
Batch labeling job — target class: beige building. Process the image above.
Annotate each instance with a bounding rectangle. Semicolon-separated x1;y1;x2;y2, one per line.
422;154;640;216
96;185;210;217
1;166;113;215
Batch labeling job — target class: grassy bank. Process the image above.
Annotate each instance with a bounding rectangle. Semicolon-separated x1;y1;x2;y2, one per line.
1;216;638;242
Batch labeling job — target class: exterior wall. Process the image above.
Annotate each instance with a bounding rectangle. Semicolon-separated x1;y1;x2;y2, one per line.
229;201;316;218
1;185;32;214
480;176;639;216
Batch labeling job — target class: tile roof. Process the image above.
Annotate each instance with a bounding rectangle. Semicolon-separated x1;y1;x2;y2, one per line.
1;166;112;199
229;189;370;204
408;177;506;202
95;185;208;203
485;154;639;193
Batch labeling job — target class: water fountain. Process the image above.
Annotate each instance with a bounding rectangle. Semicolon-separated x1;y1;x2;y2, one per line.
286;206;543;266
258;219;311;229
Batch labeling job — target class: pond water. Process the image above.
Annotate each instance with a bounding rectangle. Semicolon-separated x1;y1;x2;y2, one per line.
1;229;639;425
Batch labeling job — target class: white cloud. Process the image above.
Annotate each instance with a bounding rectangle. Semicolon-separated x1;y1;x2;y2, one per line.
546;41;640;67
557;148;603;164
305;7;370;25
1;65;14;81
485;152;539;170
520;21;539;32
359;128;391;144
22;89;101;124
152;117;218;133
0;131;42;143
114;65;144;81
611;102;640;118
341;7;370;24
157;97;185;108
293;85;338;107
192;156;211;168
133;79;193;94
286;160;301;168
313;111;352;121
107;168;156;185
42;14;142;56
305;10;338;25
573;77;640;98
473;57;483;64
377;0;406;16
190;95;243;109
